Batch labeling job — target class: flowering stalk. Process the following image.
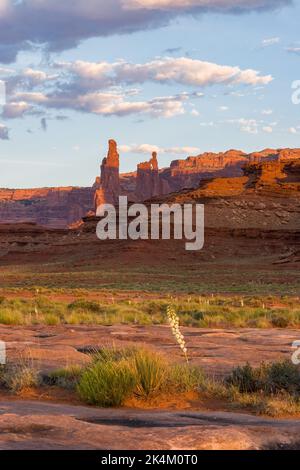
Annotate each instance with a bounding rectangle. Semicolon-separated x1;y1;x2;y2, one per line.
166;305;189;364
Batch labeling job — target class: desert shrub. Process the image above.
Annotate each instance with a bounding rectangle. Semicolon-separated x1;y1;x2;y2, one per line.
77;359;136;407
166;364;206;393
93;346;137;364
0;309;25;325
133;349;166;398
263;361;300;395
0;296;6;305
44;365;82;389
226;361;300;395
226;363;261;393
67;300;105;314
44;314;61;326
1;363;40;393
270;314;290;328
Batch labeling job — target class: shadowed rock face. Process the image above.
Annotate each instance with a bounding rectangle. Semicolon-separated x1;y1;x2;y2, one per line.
0;186;94;229
136;152;160;201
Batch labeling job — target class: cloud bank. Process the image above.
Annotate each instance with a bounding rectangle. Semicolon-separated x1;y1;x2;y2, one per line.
0;0;291;63
1;55;272;120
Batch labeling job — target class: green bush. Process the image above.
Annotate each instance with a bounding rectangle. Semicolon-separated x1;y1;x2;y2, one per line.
264;361;300;395
226;361;300;395
67;300;105;314
77;359;136;407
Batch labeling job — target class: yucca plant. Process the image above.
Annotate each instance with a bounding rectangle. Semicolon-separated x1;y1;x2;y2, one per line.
166;305;189;363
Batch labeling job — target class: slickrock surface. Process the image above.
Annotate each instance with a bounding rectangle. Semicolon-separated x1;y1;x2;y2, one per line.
1;325;299;376
0;401;300;450
1;325;300;450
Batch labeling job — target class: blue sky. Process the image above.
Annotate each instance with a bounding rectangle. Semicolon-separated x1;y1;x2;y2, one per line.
0;0;299;188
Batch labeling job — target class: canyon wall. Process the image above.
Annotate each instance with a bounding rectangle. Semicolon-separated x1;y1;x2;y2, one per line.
0;187;94;228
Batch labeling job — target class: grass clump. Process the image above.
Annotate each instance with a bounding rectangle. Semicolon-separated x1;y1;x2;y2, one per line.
0;363;40;393
67;300;105;314
133;349;165;398
77;359;136;407
166;364;206;393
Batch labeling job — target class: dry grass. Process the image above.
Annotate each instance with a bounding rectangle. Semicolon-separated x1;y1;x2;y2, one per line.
0;294;299;328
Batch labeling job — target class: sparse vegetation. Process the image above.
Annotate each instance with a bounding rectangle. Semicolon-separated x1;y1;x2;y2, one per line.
226;360;300;395
1;348;300;417
0;362;40;393
77;347;207;407
0;292;300;328
43;365;82;390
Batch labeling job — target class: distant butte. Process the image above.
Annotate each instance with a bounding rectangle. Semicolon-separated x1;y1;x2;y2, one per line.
0;141;299;227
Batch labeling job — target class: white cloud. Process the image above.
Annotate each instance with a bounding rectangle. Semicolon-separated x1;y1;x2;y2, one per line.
1;54;272;121
200;121;214;126
261;37;280;47
59;57;273;88
289;127;298;134
2;101;30;118
13;90;190;118
228;118;259;134
120;143;200;155
261;109;273;115
286;47;300;55
262;125;273;133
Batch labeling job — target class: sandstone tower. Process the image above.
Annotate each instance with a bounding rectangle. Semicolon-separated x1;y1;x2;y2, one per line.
136;151;160;201
94;139;120;211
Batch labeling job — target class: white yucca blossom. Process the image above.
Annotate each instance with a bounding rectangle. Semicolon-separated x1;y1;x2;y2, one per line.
166;305;188;363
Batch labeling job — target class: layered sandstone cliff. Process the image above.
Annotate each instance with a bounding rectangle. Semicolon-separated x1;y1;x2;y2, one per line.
0;187;94;228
